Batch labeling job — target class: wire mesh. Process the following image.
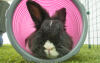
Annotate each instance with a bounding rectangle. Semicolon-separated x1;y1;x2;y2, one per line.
80;0;100;48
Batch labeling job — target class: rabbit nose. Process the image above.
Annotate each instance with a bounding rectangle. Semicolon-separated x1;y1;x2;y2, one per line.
46;47;54;50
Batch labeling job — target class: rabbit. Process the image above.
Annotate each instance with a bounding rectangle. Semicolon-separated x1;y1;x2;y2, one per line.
26;0;73;59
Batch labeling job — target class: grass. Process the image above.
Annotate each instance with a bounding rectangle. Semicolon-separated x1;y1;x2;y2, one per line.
0;45;100;63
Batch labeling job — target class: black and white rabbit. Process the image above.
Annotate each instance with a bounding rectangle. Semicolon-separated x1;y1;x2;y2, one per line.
26;0;73;59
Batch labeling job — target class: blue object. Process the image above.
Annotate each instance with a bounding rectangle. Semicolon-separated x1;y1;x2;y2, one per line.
0;34;3;47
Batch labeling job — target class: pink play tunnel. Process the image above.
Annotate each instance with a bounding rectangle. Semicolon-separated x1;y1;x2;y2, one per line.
6;0;88;62
13;0;82;52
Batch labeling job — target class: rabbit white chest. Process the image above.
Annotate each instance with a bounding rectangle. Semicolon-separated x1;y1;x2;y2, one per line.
44;40;59;58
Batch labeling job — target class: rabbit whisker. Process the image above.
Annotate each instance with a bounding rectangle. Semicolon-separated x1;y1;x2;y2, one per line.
61;46;71;52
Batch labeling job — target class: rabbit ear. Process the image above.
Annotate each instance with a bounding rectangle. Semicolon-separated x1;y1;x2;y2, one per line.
52;8;66;24
26;0;49;29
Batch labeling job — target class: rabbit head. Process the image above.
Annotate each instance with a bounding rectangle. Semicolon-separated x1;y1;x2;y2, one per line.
27;0;66;33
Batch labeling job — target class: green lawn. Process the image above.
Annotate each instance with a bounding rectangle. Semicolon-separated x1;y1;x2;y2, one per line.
0;45;100;63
